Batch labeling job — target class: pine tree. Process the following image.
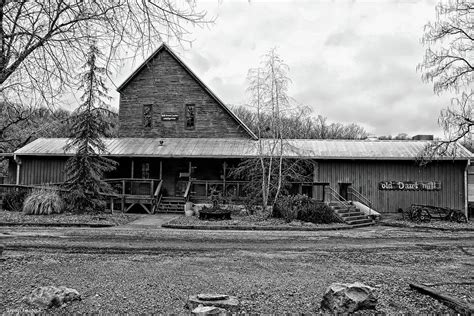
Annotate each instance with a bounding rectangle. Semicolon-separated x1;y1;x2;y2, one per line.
64;44;117;213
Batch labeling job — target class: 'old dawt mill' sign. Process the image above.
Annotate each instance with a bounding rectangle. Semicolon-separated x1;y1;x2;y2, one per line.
378;181;441;191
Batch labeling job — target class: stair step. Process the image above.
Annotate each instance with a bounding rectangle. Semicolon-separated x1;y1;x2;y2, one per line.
341;215;368;221
338;212;365;217
349;222;375;228
346;218;373;225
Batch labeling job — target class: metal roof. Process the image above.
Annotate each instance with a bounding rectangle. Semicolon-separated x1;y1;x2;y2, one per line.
14;138;473;160
116;43;258;140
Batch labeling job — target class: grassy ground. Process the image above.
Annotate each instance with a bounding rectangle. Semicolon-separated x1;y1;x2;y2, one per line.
1;246;472;314
0;210;140;226
168;214;347;229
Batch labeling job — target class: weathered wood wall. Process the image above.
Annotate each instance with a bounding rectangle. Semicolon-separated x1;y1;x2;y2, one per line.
119;50;250;139
18;156;68;185
468;165;474;202
318;160;466;213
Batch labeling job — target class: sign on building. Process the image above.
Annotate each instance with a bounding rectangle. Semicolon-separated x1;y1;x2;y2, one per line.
378;181;441;191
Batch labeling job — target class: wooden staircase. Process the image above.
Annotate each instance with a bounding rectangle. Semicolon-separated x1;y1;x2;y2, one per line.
328;201;374;227
157;196;185;213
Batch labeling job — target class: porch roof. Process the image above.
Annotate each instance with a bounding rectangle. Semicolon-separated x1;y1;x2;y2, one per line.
14;137;473;160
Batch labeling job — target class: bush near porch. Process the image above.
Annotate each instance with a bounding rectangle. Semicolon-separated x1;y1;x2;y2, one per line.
273;194;339;224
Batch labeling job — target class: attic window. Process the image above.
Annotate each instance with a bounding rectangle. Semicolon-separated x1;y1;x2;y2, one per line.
143;104;152;128
185;104;195;130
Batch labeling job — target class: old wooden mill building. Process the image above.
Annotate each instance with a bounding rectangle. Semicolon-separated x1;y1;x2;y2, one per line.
7;44;473;219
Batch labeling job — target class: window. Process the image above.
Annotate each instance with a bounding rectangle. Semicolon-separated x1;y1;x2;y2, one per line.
143;104;152;128
141;162;150;179
185;104;195;130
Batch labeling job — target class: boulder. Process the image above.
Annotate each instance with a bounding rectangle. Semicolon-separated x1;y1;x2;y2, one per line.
188;294;239;312
25;286;81;309
320;282;377;313
192;304;227;315
0;243;4;256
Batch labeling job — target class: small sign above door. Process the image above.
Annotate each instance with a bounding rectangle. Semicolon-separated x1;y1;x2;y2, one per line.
161;113;179;121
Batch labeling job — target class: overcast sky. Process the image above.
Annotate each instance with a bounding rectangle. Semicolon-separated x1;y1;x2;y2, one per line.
111;0;453;137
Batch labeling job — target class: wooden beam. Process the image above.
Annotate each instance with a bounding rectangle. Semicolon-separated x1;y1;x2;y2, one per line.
409;283;474;314
131;160;134;178
159;160;163;180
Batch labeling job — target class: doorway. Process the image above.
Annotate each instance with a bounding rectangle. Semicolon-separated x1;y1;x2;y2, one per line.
338;183;351;201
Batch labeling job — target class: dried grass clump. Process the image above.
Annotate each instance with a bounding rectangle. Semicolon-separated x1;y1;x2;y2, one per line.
23;187;64;215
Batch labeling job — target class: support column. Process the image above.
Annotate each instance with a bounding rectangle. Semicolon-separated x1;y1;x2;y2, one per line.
159;160;163;180
14;155;21;185
312;161;319;199
131;159;134;178
223;161;227;196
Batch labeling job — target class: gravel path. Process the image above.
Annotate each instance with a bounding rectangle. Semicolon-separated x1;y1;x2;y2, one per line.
1;225;473;314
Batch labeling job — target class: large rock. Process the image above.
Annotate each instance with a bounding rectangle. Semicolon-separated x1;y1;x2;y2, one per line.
187;294;239;312
0;243;4;256
320;282;377;313
25;286;81;309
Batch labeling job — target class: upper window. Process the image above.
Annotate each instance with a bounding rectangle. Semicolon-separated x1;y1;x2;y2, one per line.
185;104;195;130
143;104;152;128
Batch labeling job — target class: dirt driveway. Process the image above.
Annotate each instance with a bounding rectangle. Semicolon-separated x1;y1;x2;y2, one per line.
1;224;473;314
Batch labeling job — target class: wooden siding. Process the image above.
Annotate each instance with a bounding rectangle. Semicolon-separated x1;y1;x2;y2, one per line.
318;160;466;213
119;49;250;139
19;157;68;185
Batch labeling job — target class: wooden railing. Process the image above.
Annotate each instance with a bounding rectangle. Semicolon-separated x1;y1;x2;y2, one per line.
104;178;161;196
190;180;249;200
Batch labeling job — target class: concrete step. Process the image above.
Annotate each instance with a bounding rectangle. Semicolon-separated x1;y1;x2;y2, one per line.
341;215;368;221
346;218;373;225
338;212;365;218
349;222;375;228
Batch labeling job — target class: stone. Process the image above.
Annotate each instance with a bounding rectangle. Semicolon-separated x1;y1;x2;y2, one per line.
188;294;239;312
197;294;229;301
192;304;227;315
320;282;377;313
0;243;4;256
25;286;81;309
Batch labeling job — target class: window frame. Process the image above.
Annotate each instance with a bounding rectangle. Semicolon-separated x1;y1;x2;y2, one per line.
184;103;196;130
142;104;153;128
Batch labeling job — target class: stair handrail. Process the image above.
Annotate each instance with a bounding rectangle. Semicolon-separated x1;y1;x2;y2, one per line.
324;186;351;208
348;187;372;208
151;180;163;214
154;180;163;198
183;181;192;202
348;187;375;217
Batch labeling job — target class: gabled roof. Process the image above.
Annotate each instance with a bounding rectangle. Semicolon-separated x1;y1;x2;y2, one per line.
117;43;258;140
14;137;474;160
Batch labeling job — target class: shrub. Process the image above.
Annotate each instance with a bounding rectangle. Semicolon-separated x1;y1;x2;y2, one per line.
274;194;339;224
23;187;64;215
3;189;28;212
273;195;299;222
62;188;106;213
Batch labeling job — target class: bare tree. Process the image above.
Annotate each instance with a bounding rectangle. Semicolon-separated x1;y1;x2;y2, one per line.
418;0;473;156
0;1;212;106
231;106;368;139
231;49;314;215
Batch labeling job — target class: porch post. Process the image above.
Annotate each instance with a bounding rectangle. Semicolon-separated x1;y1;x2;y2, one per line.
159;160;163;179
312;161;319;198
223;161;227;196
131;159;134;178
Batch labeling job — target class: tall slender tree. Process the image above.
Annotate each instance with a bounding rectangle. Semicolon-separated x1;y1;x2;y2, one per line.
231;49;312;215
64;43;117;212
